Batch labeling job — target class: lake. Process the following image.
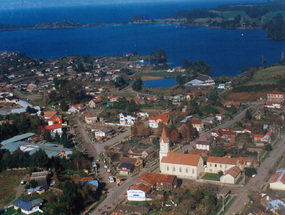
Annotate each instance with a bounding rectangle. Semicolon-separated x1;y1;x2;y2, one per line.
1;0;284;89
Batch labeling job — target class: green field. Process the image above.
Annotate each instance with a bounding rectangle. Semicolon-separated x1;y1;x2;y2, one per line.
215;11;246;19
263;11;285;24
246;65;285;85
202;173;220;181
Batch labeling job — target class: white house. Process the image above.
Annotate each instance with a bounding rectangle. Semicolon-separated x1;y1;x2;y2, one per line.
119;113;136;125
12;198;44;214
127;183;152;201
215;114;223;121
137;112;149;119
220;166;241;184
205;156;239;174
45;124;63;136
149;114;169;128
184;74;215;87
270;169;285;191
92;127;114;140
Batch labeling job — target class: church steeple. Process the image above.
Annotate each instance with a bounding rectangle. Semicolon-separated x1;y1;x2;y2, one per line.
159;127;169;162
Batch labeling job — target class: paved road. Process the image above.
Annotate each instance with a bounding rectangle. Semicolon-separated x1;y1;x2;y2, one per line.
225;135;285;215
90;163;159;215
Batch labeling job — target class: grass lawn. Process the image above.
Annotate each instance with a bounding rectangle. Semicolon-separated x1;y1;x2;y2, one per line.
246;65;285;85
0;170;28;207
3;207;43;215
202;173;220;181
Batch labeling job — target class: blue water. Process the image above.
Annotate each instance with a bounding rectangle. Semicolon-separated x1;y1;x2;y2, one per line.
1;0;283;89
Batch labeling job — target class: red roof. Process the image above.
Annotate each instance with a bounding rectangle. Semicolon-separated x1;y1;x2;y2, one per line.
44;111;57;119
45;123;62;130
225;101;241;107
190;118;202;125
207;156;238;165
160;127;169;143
161;152;201;166
136;173;176;186
82;176;93;182
126;98;140;104
129;183;152;194
191;149;207;155
224;166;241;178
268;91;285;95
270;170;285;184
149;114;169;123
49;114;62;123
254;134;263;138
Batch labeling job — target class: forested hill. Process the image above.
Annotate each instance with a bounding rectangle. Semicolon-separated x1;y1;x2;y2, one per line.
171;1;285;41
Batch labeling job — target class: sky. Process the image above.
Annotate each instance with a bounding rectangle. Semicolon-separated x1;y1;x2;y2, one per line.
0;0;264;9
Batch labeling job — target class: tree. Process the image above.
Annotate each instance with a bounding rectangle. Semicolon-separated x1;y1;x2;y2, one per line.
29;180;38;188
126;99;139;112
170;129;180;143
229;104;237;114
132;78;143;91
245;109;252;120
245;167;257;177
265;144;273;151
26;106;38;114
30;149;49;168
211;146;226;157
181;119;196;142
61;100;68;111
45;131;52;142
218;171;223;177
55;132;60;143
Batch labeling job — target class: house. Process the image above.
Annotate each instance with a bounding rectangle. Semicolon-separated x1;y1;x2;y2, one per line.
237;157;254;170
267;91;285;103
118;157;143;176
225;101;241;109
12;198;44;214
220;166;241;184
107;96;121;102
47;113;62;126
126;97;141;104
149;114;170;129
45;123;63;136
211;128;236;145
254;133;271;147
31;171;50;186
93;127;114;140
190;118;204;132
216;114;223;121
137;112;149;119
195;137;212;151
113;204;149;215
205;156;239;174
68;104;86;114
88;98;103;108
266;101;282;109
184;74;215;87
119;113;136;125
186;92;196;101
127;173;177;201
27;83;37;92
128;146;155;159
270;169;285;191
266;199;285;215
85;113;98;124
202;116;215;124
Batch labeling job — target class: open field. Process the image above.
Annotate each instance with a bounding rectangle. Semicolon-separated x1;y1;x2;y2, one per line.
225;91;267;101
214;10;246;19
0;170;28;207
140;76;164;81
246;65;285;85
141;71;175;79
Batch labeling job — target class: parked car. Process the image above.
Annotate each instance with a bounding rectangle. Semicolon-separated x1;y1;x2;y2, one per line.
108;176;114;183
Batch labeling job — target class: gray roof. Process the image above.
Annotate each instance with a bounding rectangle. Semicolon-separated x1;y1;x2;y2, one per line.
1;133;35;145
1;141;72;158
12;199;33;211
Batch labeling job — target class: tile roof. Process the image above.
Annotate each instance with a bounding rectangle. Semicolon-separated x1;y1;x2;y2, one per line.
268;91;285;95
191;149;207;155
270;169;285;184
207;156;238;165
44;111;57;119
161;152;201;166
136;173;176;186
45;123;62;130
190;118;202;125
149;114;169;123
129;183;152;194
224;166;241;178
254;134;263;138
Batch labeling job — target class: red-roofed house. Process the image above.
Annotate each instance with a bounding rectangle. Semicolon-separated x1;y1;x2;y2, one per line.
88;98;103;108
68;104;86;114
225;101;241;109
270;169;285;191
45;123;63;136
190;118;204;132
205;156;239;174
149;114;170;128
85;113;98;124
44;111;57;120
220;166;241;184
126;97;141;104
127;183;152;201
267;91;285;103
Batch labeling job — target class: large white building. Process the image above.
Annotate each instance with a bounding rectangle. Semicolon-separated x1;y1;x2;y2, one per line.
270;169;285;191
159;127;204;179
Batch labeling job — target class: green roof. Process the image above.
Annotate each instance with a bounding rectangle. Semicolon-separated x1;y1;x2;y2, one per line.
1;133;35;145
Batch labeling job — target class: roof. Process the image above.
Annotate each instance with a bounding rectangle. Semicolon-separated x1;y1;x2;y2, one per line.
266;199;285;210
82;176;93;182
207;156;238;165
190;118;202;125
118;163;134;171
224;166;241;178
254;134;263;138
126;98;140;104
44;111;57;119
161;152;201;166
45;123;62;130
136;173;176;186
160;127;169;143
195;74;213;81
268;91;285;95
84;180;99;186
85;113;97;118
149;114;169;123
129;183;152;194
191;149;207;155
1;133;35;145
270;169;285;184
12;199;33;211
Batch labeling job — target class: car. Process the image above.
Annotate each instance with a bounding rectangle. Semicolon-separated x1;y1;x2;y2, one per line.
92;161;97;168
252;174;256;178
108;176;114;183
104;165;108;169
107;169;111;173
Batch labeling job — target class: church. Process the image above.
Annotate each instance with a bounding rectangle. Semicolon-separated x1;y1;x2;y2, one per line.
159;128;204;179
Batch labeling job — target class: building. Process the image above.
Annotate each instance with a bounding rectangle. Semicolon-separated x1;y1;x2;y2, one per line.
127;173;177;201
254;133;271;147
267;91;285;103
31;171;50;186
190;118;204;132
118;113;136;125
216;114;223;121
195;137;212;151
205;156;239;174
45;123;63;136
184;74;215;87
88;98;103;108
85;113;98;124
149;114;170;128
270;169;285;191
118;157;143;176
128;146;155;159
220;166;241;184
12;198;44;214
93;127;114;140
68;104;86;114
225;101;241;109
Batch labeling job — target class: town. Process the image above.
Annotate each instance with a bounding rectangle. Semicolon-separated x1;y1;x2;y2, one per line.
0;50;284;215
